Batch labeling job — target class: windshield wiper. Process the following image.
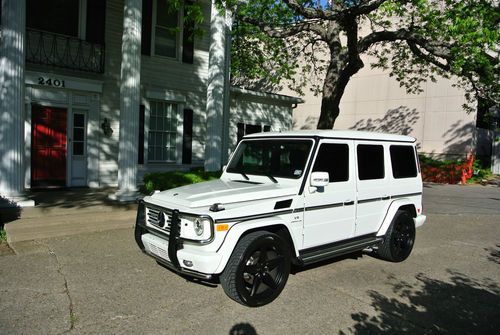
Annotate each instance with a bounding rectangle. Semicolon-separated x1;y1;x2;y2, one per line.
266;174;278;183
239;172;250;181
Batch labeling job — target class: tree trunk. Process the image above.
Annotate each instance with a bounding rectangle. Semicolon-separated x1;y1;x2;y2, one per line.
317;58;364;129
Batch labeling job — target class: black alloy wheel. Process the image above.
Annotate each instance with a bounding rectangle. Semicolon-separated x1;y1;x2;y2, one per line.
220;231;291;307
378;210;416;262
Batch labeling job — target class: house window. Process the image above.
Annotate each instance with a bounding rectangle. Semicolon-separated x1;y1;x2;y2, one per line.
27;0;80;37
154;0;180;58
147;101;178;162
26;0;106;44
237;123;271;143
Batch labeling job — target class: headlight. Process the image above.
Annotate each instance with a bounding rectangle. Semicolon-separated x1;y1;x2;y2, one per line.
179;215;214;243
194;218;204;236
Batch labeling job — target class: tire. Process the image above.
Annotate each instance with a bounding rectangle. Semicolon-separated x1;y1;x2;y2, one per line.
377;210;416;262
220;231;291;307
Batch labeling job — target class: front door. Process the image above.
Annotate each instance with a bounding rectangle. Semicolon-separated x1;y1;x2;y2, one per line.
302;140;356;248
31;105;67;187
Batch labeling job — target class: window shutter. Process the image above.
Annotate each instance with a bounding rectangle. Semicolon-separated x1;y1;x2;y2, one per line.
141;0;153;55
86;0;106;44
182;109;193;164
182;1;195;64
138;105;145;164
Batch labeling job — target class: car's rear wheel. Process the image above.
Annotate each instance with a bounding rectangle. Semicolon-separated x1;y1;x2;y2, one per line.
378;210;416;262
220;231;291;307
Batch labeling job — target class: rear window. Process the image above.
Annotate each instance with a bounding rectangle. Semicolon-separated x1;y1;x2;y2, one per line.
390;145;418;178
357;144;385;180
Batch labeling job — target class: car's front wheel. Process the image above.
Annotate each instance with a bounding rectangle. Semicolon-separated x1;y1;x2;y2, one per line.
220;231;291;307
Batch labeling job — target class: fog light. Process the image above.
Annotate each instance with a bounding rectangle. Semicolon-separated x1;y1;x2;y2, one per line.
183;260;193;267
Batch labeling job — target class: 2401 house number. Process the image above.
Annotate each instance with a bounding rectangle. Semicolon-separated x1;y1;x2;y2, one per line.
38;77;66;88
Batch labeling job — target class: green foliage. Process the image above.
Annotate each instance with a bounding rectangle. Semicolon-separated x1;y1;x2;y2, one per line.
368;0;499;109
223;0;499;122
142;169;221;194
468;159;492;183
0;229;6;242
166;0;205;39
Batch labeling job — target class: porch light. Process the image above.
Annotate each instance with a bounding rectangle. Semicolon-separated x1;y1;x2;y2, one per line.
101;118;113;137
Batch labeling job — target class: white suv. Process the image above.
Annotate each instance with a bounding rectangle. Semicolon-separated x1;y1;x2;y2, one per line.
135;130;426;307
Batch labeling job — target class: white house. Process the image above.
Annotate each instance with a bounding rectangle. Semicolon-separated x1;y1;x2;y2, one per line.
0;0;300;206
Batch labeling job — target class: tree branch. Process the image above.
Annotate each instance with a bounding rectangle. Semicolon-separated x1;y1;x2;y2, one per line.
238;15;328;40
407;41;450;72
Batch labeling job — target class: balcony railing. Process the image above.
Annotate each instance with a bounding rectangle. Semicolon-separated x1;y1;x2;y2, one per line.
26;28;105;74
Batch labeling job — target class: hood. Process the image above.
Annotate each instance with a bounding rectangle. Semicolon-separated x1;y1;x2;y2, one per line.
148;179;297;209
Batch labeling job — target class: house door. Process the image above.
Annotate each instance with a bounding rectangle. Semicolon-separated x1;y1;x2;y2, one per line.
31;105;67;187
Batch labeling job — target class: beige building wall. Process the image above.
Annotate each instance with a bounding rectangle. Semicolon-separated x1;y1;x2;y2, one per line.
286;56;476;159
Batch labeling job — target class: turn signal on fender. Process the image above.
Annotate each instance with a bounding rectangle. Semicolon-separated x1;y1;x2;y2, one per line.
216;224;229;232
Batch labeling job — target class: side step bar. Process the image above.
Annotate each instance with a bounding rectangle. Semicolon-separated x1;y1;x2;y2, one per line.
298;235;383;266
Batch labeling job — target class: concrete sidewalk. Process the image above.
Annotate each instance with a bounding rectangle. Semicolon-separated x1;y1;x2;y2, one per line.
2;188;137;244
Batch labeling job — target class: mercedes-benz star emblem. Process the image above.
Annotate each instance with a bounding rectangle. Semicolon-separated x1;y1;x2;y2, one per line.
158;211;165;228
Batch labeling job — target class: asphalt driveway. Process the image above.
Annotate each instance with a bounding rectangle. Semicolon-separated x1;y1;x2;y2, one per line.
1;184;499;334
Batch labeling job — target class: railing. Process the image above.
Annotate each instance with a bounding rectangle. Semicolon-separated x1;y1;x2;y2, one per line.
26;29;105;74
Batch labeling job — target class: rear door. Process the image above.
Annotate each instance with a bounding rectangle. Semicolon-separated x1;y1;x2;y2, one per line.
302;139;356;248
354;141;391;236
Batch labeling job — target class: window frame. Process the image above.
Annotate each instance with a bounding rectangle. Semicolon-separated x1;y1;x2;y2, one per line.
144;99;184;164
151;0;183;60
311;142;350;183
356;143;386;181
389;145;418;179
26;0;87;40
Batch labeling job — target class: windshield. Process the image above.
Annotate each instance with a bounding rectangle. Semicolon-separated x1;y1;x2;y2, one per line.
227;139;313;179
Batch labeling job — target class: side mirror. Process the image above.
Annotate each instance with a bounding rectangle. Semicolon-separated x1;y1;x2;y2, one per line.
310;171;329;187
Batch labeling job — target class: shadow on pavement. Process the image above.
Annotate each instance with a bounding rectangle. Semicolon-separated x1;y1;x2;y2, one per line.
229;322;257;335
26;187;137;211
486;244;500;265
340;270;500;335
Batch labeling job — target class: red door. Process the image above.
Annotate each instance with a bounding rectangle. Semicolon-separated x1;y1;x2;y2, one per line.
31;105;67;187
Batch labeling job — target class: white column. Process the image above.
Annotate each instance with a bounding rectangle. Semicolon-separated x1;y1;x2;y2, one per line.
205;1;232;171
112;0;142;202
0;0;34;207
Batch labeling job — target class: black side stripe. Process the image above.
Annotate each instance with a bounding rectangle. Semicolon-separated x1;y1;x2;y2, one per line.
215;209;294;224
358;192;422;204
213;192;422;223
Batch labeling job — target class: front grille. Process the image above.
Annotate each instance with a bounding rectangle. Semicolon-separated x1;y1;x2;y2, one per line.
145;205;183;235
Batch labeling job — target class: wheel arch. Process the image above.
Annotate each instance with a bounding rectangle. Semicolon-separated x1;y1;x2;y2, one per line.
214;218;297;274
377;199;417;237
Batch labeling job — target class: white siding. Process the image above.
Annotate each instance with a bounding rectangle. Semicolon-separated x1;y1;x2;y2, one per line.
228;92;294;157
98;0;212;185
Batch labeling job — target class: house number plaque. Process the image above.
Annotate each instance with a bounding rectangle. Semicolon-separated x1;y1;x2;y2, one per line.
38;77;66;88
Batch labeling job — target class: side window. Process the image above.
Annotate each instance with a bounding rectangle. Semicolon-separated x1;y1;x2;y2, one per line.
312;143;349;182
357;144;384;180
390;145;418;178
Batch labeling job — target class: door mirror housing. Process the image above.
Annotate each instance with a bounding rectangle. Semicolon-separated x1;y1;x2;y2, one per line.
310;172;329;187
